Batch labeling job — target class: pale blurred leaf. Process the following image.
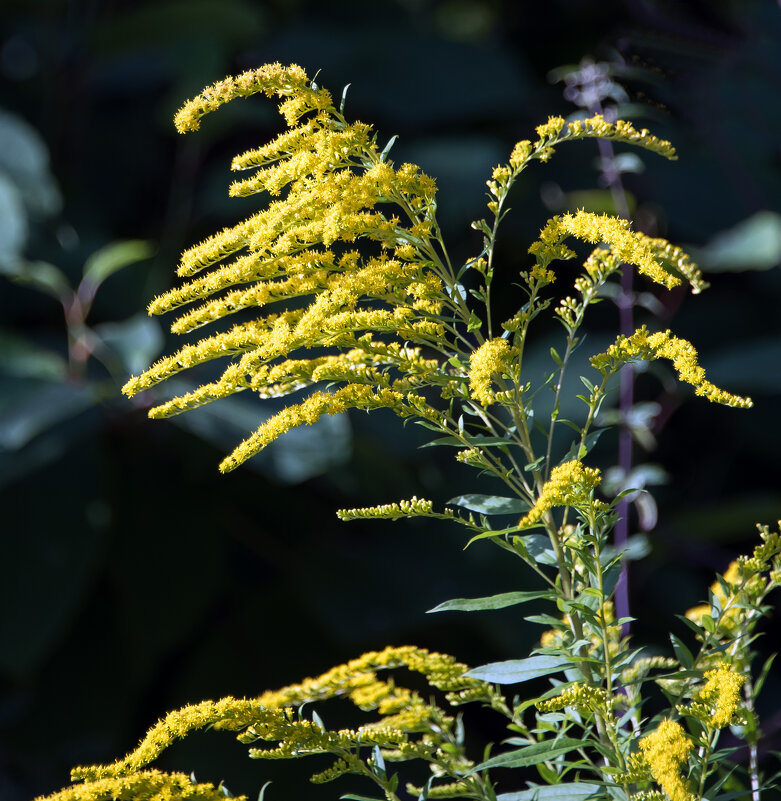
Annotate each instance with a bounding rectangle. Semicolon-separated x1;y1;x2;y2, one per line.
82;239;155;289
694;211;781;272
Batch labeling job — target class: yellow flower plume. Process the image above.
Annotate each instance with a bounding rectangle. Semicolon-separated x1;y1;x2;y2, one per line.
122;65;451;472
639;720;694;801
518;460;602;529
591;326;752;409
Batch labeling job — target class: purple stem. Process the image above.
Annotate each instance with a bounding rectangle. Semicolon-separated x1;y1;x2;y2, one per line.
593;128;633;637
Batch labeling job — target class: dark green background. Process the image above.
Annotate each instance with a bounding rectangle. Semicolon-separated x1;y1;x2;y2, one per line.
1;1;780;799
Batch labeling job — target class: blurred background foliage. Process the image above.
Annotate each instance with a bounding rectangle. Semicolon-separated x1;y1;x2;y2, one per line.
1;1;780;799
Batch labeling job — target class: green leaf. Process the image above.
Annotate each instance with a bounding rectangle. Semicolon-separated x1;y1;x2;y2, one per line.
421;435;511;448
339;83;351;114
469;738;583;772
94;314;164;377
562;429;604;462
0;331;66;380
693;211;781;272
372;745;386;777
82;239;154;288
549;347;562;367
418;778;434;801
427;590;555;614
466;655;570;684
670;633;694;669
2;259;70;302
521;535;558;566
755;653;776;697
257;781;272;801
447;494;528;515
524;456;545;472
465;526;521;547
467;310;482;332
341;796;385;801
379;135;398;163
497;783;602;801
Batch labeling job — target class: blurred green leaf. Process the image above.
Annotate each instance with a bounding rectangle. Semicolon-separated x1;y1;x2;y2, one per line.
93;314;164;377
563;189;636;216
164;379;351;483
447;494;528;514
0;378;97;450
0;173;27;263
0;330;67;380
693;211;781;272
1;259;70;303
0;109;61;218
82;240;155;289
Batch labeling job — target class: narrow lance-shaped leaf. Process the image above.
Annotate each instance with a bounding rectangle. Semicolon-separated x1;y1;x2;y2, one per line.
467;737;584;772
497;783;602;801
466;655;570;684
427;590;556;614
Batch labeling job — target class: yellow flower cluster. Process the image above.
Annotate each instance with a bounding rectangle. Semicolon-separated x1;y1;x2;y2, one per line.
563;115;676;159
67;646;503;790
468;338;515;406
505;114;675;176
517;460;602;529
693;664;745;728
406;780;475;799
685;560;741;630
535;682;615;715
173;63;331;133
591;325;753;408
71;697;277;780
217;385;439;473
638;720;694;801
529;211;707;293
337;496;455;522
36;770;246;801
122;65;456;472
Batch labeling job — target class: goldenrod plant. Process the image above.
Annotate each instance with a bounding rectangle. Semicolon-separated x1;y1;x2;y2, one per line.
40;63;779;801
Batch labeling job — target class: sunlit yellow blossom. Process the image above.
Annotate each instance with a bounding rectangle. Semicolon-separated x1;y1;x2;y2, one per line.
217;385;440;473
536;682;615;715
529;211;707;293
535;116;566;141
174;63;331;133
685;561;741;629
36;770;247;801
468;338;515;406
564;115;676;159
121;67;456;472
639;720;694;801
337;496;456;522
518;460;602;528
697;664;745;728
591;326;752;408
70;645;502;786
